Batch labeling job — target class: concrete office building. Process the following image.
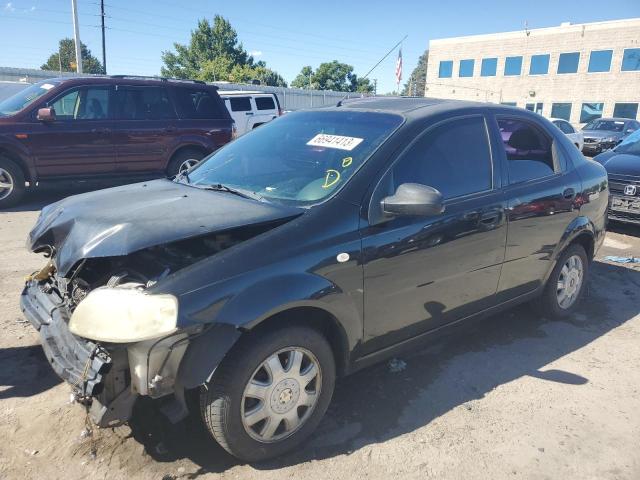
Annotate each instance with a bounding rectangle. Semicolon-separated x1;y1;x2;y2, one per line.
425;18;640;125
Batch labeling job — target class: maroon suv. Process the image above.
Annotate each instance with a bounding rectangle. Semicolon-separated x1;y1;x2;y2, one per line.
0;76;234;207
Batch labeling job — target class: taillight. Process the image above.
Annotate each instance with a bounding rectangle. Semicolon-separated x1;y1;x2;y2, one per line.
231;122;238;139
278;108;283;116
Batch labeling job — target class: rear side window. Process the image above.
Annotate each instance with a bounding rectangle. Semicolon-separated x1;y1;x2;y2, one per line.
228;97;252;112
497;118;556;184
553;120;574;134
115;86;175;120
392;116;492;199
255;96;276;110
174;87;226;119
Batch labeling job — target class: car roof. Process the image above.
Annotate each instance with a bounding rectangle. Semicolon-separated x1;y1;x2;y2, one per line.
591;117;631;122
218;90;275;96
42;75;216;88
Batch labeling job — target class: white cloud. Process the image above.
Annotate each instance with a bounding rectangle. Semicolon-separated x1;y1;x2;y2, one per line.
4;2;15;11
249;50;263;57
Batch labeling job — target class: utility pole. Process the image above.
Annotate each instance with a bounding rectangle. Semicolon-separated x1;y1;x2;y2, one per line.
100;0;106;73
373;78;377;95
71;0;83;73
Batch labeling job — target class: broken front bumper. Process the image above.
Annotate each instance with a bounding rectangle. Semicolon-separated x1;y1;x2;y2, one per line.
20;281;111;397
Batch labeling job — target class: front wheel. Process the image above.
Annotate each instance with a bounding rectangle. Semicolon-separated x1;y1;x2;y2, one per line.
537;244;588;318
200;325;336;462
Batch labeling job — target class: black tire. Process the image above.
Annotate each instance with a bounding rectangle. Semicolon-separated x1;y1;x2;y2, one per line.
0;157;26;209
200;325;336;462
166;149;206;177
537;243;589;319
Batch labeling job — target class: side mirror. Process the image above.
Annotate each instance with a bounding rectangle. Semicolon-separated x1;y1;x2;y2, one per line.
381;183;445;217
37;107;56;122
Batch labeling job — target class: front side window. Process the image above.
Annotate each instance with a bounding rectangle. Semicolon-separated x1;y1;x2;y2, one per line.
551;103;572;121
504;56;523;76
391;116;492;199
580;103;604;123
459;59;474;77
229;97;252;112
621;48;640;71
255;96;276;110
115;87;175;120
187;111;403;205
557;52;580;74
439;61;453;78
529;54;550;75
50;87;110;120
0;80;60;117
613;103;639;120
480;58;497;77
497;118;556;184
588;50;613;73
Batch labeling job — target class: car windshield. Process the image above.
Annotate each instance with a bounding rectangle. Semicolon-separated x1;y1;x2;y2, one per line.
186;110;403;206
0;80;59;117
614;129;640;155
582;119;625;132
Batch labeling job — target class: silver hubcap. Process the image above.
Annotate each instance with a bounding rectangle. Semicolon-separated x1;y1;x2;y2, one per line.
179;158;200;173
557;255;584;309
241;347;321;443
0;168;14;201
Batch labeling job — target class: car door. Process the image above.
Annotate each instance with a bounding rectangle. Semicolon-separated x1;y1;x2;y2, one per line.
492;114;581;301
251;95;278;128
27;85;116;177
224;96;252;135
360;114;507;355
112;85;177;173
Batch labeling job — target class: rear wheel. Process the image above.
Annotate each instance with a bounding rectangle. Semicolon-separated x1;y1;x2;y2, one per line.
537;244;588;318
0;157;25;209
200;325;335;462
166;149;206;177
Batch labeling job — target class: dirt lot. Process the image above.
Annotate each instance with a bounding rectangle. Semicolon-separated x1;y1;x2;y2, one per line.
1;189;640;480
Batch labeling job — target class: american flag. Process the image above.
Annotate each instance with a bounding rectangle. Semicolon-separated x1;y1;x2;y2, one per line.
395;48;403;86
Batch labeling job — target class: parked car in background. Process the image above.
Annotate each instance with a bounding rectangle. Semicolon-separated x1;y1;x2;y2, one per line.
0;76;233;207
550;118;584;151
219;90;282;136
593;129;640;224
22;98;608;462
582;117;640;156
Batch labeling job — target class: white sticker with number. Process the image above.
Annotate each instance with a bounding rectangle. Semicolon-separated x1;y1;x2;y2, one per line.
40;83;55;90
307;133;364;151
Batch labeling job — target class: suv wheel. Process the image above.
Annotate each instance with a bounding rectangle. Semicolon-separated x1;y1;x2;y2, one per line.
537;243;588;318
0;157;26;209
167;149;206;177
200;325;335;462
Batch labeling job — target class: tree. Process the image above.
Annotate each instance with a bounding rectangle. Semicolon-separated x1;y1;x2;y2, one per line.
41;38;104;74
161;15;286;86
402;50;428;96
291;61;373;92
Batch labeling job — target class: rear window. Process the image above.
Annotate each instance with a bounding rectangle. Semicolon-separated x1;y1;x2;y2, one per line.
173;87;227;119
255;96;276;111
228;97;252;112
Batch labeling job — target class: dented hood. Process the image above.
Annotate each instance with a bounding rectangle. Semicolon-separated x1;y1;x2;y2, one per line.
28;179;303;276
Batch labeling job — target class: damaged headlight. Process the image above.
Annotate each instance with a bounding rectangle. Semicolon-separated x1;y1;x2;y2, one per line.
69;288;178;343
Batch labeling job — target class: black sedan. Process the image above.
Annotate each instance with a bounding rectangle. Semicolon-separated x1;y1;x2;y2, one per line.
21;98;608;461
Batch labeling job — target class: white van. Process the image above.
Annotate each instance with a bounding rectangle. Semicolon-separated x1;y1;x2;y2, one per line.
218;91;282;136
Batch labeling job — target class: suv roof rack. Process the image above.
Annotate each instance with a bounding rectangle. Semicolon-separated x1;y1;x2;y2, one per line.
108;75;207;85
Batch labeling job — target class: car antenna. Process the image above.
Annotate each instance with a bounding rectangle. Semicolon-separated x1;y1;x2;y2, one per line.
336;34;408;107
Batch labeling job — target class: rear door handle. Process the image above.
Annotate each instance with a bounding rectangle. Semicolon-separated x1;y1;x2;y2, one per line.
563;188;576;200
91;127;111;134
245;112;254;116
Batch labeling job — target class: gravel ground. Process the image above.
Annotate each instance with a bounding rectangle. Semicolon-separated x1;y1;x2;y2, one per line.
1;189;639;480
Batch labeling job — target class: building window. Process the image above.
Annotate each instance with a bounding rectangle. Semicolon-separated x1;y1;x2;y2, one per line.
439;60;453;78
529;54;550;75
504;56;523;76
501;102;517;106
580;103;604;123
588;50;613;73
459;59;474;77
551;103;572;121
613;103;639;119
557;52;580;74
621;48;640;71
525;103;543;114
480;58;497;77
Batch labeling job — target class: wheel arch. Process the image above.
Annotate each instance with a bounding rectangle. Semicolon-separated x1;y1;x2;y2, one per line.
0;144;32;184
166;143;210;172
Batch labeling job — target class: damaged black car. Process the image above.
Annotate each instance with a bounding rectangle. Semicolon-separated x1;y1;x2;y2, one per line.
21;98;608;462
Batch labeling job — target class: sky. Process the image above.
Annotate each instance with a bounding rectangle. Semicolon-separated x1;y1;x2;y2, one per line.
0;0;639;93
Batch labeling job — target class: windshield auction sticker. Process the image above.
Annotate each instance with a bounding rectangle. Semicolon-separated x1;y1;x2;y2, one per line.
307;134;364;151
